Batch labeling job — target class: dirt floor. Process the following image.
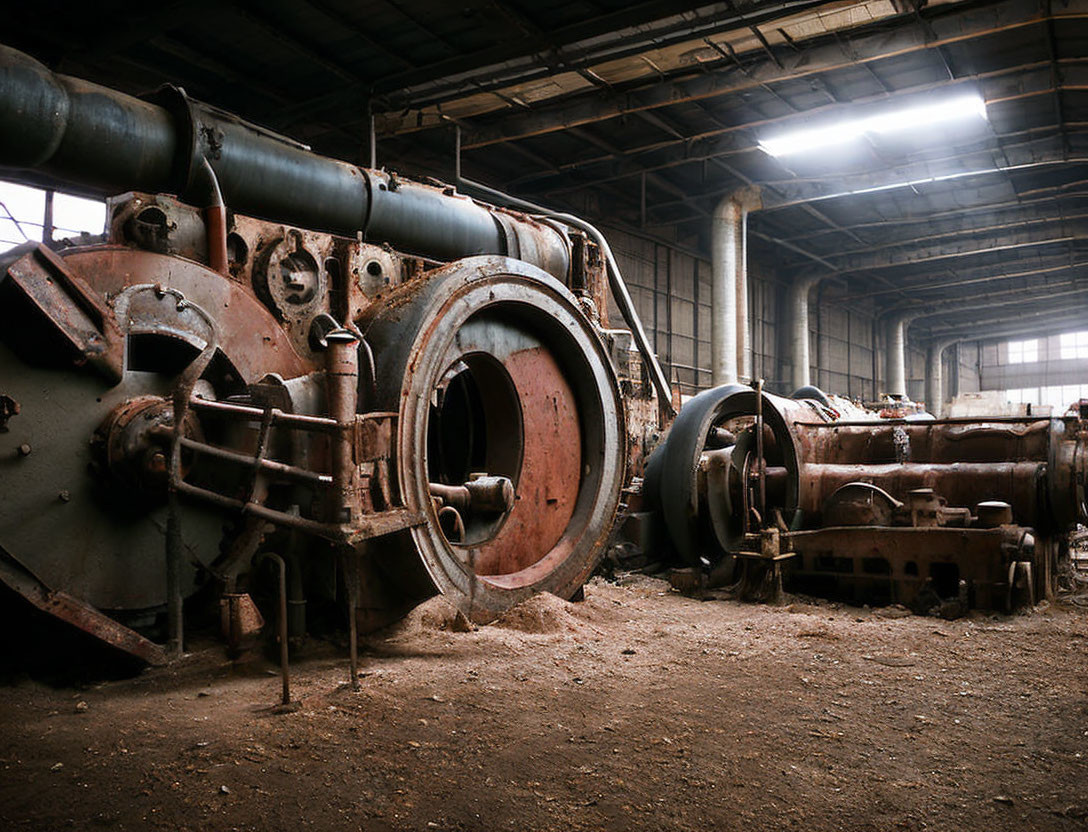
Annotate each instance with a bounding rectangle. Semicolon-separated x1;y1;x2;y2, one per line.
1;576;1086;832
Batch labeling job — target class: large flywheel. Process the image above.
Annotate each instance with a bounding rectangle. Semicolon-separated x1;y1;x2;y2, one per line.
0;245;311;627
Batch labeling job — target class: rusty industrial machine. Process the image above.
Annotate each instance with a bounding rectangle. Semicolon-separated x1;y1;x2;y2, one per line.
644;384;1088;613
0;44;670;667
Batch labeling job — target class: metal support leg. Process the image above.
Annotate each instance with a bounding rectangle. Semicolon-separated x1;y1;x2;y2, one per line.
258;553;291;707
165;491;184;658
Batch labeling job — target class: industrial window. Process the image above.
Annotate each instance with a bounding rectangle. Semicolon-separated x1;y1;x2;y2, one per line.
1060;331;1088;360
0;181;105;254
1005;384;1088;411
1006;339;1038;364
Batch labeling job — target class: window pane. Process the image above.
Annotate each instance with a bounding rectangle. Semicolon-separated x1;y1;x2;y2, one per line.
52;192;106;238
0;181;105;254
1060;330;1088;360
1007;339;1038;364
0;182;45;253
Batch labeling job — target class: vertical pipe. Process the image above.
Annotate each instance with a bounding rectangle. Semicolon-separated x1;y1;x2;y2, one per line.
952;343;962;403
454;125;461;184
871;315;880;401
693;258;700;387
884;313;913;398
735;206;750;383
846;310;853;397
325;330;359;525
816;282;825;391
925;341;944;417
711;196;739;385
665;246;673;382
367;102;377;170
193;158;228;275
789;275;821;391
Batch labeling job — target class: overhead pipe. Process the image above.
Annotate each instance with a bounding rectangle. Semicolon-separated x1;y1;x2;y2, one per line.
455;174;675;414
0;44;570;278
788;274;822;391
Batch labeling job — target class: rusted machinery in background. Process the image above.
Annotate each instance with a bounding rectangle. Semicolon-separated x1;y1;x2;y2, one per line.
644;384;1087;613
0;44;669;667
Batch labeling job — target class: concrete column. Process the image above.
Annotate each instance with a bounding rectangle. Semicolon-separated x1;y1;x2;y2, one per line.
883;312;914;398
710;198;739;385
788;275;822;392
925;339;957;417
711;188;760;386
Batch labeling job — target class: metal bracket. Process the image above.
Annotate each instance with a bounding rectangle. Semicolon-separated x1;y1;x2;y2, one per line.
4;245;123;383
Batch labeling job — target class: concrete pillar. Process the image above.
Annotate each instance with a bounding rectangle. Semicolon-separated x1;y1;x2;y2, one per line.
925;339;957;417
789;275;822;392
711;188;760;386
710;198;739;385
883;312;914;398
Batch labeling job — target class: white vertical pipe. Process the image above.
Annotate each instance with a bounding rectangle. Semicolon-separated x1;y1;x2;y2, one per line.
711;197;739;385
711;188;760;386
735;205;750;383
789;275;821;391
884;313;914;398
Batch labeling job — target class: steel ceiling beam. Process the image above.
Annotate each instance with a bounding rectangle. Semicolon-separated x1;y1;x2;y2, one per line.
502;58;1074;192
825;219;1088;273
452;0;1082;149
925;301;1088;336
844;258;1088;300
272;0;829;127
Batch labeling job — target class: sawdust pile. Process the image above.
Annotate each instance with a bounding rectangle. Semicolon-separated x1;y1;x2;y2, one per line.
490;592;580;634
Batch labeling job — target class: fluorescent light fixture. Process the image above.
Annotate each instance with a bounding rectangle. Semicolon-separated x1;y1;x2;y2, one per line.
759;94;988;157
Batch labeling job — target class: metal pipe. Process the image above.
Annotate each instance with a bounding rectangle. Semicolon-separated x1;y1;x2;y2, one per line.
177;436;333;485
735;204;750;384
188;397;339;432
325;330;359;526
712;188;760;385
789;275;821;391
711;196;739;385
0;44;570;278
444;175;673;412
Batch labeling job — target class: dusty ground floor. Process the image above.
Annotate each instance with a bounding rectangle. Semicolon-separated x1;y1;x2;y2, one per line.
0;576;1086;831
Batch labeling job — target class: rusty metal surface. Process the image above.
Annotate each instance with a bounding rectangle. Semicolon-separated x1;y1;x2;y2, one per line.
0;150;639;662
649;384;1088;611
360;256;624;620
798;461;1045;527
786;525;1032;610
472;344;582;577
0;550;167;665
3;244;123;382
